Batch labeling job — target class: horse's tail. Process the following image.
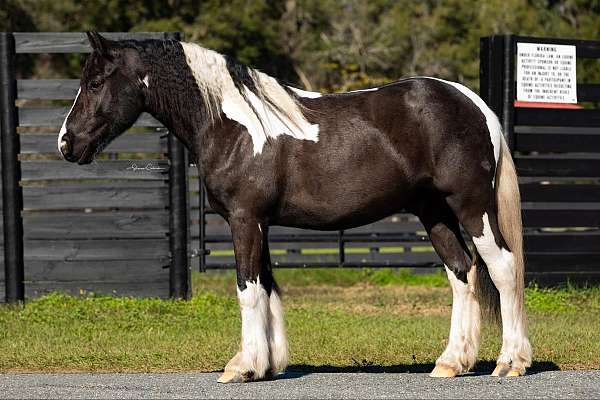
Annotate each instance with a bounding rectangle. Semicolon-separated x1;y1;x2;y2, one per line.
474;136;525;323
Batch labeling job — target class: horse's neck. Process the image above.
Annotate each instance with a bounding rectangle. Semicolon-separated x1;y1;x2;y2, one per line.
143;55;209;158
143;41;315;165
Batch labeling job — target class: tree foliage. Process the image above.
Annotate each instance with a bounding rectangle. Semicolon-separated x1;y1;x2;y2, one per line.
3;0;599;91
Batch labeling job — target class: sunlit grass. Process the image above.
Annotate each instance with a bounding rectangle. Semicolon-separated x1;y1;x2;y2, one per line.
0;269;598;372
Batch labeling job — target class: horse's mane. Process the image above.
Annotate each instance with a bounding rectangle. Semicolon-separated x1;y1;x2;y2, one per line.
177;42;317;153
113;38;318;154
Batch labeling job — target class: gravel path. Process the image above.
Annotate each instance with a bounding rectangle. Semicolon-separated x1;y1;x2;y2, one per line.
0;371;598;399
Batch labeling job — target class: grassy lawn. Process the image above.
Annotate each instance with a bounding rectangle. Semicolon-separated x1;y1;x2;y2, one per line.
0;268;599;372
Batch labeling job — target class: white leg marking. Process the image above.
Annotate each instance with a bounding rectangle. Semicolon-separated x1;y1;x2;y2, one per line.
57;87;81;153
142;74;150;88
472;212;531;371
268;290;288;375
436;266;480;373
180;42;319;155
232;277;270;379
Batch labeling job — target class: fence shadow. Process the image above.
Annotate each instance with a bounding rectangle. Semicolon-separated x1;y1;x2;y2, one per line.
280;361;559;379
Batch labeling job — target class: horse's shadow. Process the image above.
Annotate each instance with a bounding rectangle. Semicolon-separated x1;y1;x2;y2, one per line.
278;361;559;380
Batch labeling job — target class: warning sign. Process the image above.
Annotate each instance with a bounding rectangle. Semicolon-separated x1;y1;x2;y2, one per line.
516;42;577;103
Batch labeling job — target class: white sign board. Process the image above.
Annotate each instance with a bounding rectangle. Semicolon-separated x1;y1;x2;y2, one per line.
516;42;577;103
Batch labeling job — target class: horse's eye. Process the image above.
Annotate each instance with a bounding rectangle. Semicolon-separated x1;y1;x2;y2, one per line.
90;80;103;90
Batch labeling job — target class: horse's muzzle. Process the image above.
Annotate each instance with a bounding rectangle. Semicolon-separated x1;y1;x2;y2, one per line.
59;133;78;162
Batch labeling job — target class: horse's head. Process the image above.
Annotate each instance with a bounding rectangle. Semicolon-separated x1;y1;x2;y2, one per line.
58;31;148;164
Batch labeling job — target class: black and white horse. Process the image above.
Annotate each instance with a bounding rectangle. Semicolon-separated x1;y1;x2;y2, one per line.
58;32;532;382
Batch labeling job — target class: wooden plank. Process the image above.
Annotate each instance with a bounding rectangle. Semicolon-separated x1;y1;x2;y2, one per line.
23;239;169;261
514;108;600;127
18;107;162;127
23;184;168;210
519;176;600;184
204;251;443;269
23;211;168;239
515;156;600;178
21;160;169;181
20;132;165;154
526;272;600;286
525;253;600;273
24;260;168;282
514;126;600;134
203;242;438;263
524;233;600;252
17;79;79;100
523;209;600;227
14;32;171;54
515;132;600;153
343;250;440;265
26;281;169;298
26;261;163;283
520;183;600;202
202;232;431;244
522;202;600;210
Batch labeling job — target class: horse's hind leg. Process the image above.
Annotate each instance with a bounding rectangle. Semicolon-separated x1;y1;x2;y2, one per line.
414;198;481;378
447;193;532;377
218;214;288;383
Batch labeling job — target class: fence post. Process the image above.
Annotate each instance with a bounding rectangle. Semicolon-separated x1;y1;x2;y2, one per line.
0;32;25;303
165;32;190;299
502;34;516;151
199;183;206;272
480;36;505;116
480;35;516;150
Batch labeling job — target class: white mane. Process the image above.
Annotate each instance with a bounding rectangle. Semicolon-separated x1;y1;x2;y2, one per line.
180;42;319;155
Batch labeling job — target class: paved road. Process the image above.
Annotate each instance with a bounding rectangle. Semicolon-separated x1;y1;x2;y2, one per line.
0;371;598;399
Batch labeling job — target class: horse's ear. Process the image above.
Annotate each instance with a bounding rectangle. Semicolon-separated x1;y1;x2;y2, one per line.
86;31;110;56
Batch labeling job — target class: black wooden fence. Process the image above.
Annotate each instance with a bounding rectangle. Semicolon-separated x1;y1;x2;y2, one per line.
0;32;189;302
481;35;600;285
190;171;440;271
2;33;599;302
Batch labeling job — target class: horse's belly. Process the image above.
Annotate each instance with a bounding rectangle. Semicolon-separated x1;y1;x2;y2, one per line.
275;174;415;230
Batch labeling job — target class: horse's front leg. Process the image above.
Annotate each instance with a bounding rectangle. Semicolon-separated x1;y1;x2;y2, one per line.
217;214;288;383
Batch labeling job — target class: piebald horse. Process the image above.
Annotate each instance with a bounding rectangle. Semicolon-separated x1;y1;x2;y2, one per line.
58;32;532;382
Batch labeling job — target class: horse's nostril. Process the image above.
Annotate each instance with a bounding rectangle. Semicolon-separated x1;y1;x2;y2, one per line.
60;137;70;157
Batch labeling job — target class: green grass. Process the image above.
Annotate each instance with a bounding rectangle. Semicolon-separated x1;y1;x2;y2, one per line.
0;269;599;372
194;268;449;291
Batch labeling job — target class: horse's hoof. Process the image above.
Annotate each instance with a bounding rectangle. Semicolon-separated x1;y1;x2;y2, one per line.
506;367;525;377
430;364;458;378
217;370;243;384
491;363;510;377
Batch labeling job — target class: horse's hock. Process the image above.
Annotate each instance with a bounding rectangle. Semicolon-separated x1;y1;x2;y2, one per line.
1;33;600;301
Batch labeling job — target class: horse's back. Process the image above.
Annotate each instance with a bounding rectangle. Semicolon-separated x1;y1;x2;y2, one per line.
272;78;496;229
295;76;496;184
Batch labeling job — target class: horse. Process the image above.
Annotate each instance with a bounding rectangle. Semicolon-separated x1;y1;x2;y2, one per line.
58;31;532;382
